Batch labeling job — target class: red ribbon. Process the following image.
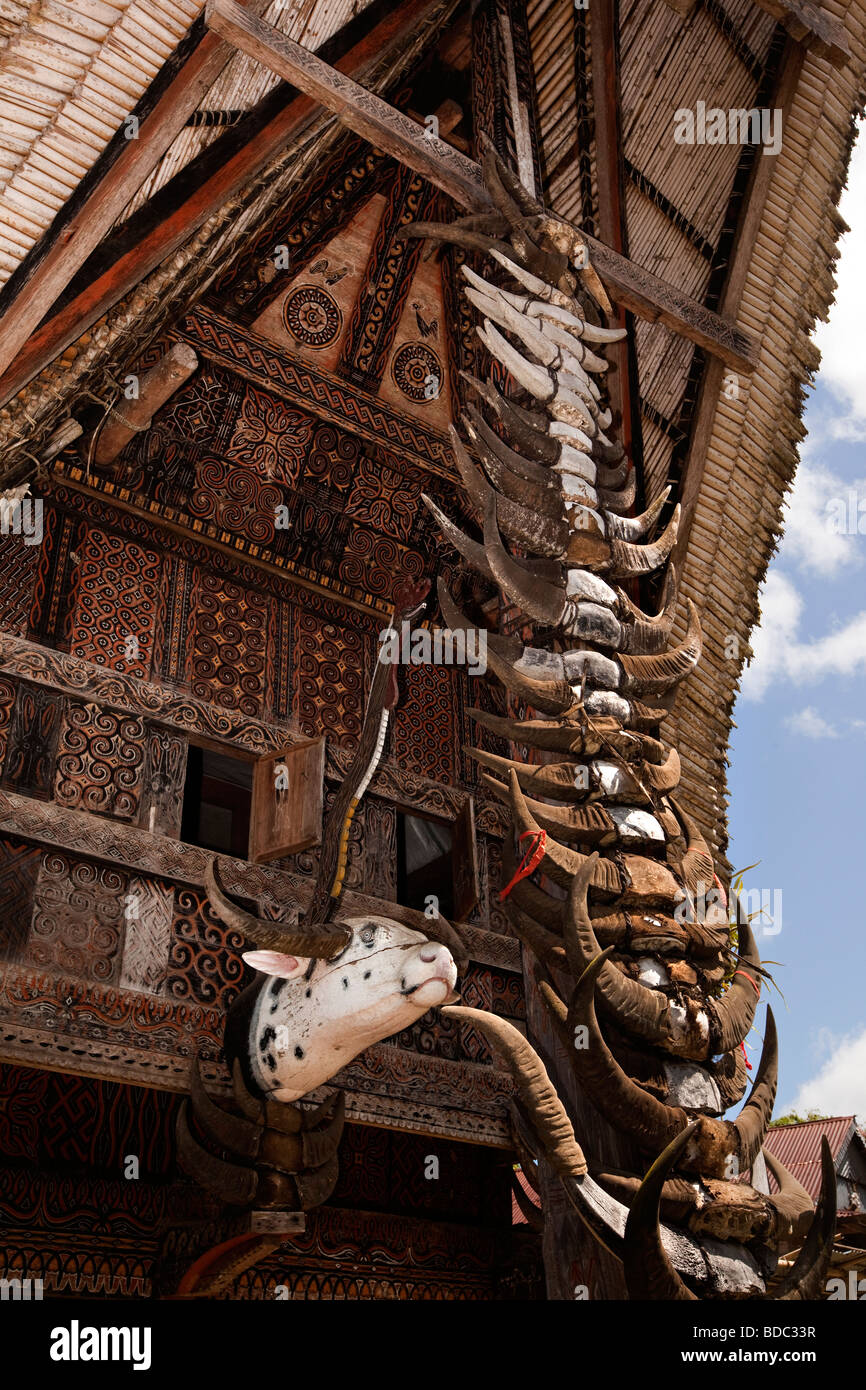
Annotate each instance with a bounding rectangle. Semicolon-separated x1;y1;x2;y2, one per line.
499;830;547;902
734;968;761;997
739;1040;753;1072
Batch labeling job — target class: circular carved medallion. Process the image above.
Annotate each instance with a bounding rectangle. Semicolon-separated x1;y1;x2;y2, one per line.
392;342;442;403
283;285;342;348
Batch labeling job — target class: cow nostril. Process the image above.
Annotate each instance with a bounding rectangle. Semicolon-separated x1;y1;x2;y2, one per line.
420;948;439;963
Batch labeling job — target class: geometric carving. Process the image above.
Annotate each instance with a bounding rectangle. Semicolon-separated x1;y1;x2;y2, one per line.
225;384;315;486
28;852;126;982
67;528;161;679
54;702;146;821
283;285;342;349
0;536;37;637
138;727;187;837
0;836;41;960
166;886;246;1010
391;341;442;402
120;876;174;995
0;675;15;776
187;568;268;718
393;663;458;784
294;609;366;747
1;684;64;799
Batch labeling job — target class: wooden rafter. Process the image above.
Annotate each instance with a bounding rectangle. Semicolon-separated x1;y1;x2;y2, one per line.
0;0;280;383
0;0;453;412
205;0;759;373
753;0;850;68
587;0;639;463
670;39;806;579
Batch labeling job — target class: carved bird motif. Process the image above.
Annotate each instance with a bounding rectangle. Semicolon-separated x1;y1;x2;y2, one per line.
413;303;438;338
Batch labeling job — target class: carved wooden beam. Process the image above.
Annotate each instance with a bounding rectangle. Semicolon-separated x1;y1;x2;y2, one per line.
753;0;850;68
205;0;759;373
0;0;277;384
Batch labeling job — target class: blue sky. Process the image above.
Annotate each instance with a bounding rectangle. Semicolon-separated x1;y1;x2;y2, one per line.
728;125;865;1121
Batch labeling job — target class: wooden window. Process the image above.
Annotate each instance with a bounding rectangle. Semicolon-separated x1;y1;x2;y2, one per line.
179;737;324;863
396;797;479;921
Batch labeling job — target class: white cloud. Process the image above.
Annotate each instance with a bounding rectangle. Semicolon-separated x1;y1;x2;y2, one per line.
782;456;866;577
789;1027;866;1119
741;570;866;699
811;125;866;439
784;706;839;738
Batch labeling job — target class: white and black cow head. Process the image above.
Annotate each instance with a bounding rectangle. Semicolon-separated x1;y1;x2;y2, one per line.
241;916;457;1102
206;864;460;1104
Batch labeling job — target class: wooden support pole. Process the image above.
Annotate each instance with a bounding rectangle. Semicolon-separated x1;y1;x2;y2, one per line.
753;0;850;68
205;0;759;373
0;0;452;411
93;343;199;467
587;0;636;460
670;40;806;578
0;0;276;382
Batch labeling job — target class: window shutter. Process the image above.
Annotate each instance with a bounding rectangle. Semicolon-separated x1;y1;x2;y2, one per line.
249;737;325;863
451;795;480;920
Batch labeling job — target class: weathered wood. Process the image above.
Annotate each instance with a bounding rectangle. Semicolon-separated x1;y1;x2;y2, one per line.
671;40;805;579
0;0;453;410
662;0;699;14
753;0;850;68
587;0;637;453
206;0;487;209
452;795;480;920
0;0;276;382
250;737;325;862
205;0;758;373
94;343;199;467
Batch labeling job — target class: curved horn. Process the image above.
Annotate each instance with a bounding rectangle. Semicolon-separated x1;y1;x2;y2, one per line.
450;424;569;557
617;566;678;655
205;859;350;959
668;797;715;899
509;772;622;892
619;599;702;695
623;1125;700;1301
176;1102;257;1205
567;949;689;1149
483;496;568;626
609;505;680;577
733;1008;779;1169
763;1148;817;1243
460;372;562;462
605;489;670;541
708;900;762;1052
442;1002;628;1256
773;1138;837;1300
422;494;494;580
563;855;673;1045
464;404;559;486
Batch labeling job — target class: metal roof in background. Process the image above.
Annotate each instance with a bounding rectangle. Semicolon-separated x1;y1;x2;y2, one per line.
763;1116;860;1202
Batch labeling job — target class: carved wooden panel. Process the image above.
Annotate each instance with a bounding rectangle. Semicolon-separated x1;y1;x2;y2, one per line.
119;876;174;996
68;527;161;678
1;684;64;799
0;836;41;961
294;609;367;748
138;727;187;837
165;886;246;1014
186;568;269;719
54;702;146;821
0;537;38;638
364;797;397;902
0;675;15;777
27;852;126;983
393;662;459;784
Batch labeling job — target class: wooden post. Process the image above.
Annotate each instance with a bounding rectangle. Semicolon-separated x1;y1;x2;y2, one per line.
93;343;199;467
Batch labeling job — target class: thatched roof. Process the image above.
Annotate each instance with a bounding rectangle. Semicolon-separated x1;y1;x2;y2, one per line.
0;0;863;866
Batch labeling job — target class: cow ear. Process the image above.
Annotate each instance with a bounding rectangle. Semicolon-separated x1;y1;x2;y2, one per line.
242;950;308;979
